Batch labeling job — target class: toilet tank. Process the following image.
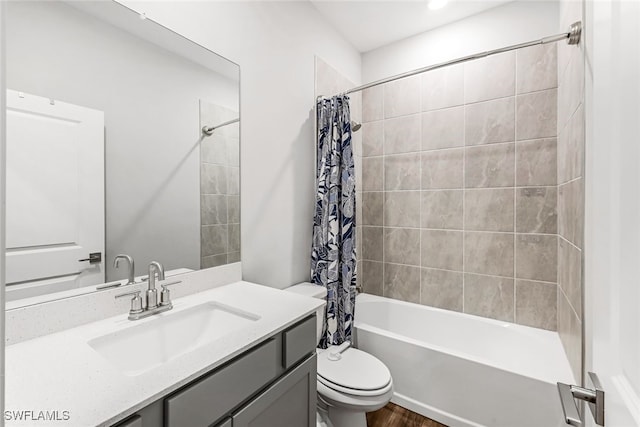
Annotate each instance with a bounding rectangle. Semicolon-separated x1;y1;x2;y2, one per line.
285;282;326;345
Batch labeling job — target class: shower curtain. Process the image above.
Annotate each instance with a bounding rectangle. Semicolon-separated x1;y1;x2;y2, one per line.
311;95;357;349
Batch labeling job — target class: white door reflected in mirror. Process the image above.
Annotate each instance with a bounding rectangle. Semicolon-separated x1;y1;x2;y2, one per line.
6;90;105;301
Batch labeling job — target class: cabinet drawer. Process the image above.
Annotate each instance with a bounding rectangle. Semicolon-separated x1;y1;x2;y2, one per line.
165;338;279;427
282;315;316;369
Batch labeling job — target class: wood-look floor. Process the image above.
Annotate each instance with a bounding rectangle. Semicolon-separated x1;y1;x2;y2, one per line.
367;403;448;427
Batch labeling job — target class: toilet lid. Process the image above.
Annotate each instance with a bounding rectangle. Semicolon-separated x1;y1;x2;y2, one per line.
317;347;391;391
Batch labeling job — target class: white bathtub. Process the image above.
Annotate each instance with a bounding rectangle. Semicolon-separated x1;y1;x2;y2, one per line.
354;293;575;427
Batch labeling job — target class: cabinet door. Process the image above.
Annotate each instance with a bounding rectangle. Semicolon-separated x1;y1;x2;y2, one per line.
233;355;317;427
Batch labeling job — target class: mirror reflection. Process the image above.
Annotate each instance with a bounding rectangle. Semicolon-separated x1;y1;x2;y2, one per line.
5;1;240;303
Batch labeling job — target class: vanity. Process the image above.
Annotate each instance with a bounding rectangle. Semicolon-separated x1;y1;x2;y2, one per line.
5;280;324;427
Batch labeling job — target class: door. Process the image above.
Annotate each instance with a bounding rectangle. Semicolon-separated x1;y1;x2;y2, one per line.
584;0;640;426
5;89;105;298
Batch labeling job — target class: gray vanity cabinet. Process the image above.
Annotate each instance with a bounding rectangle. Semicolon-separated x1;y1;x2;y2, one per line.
111;315;316;427
232;355;316;427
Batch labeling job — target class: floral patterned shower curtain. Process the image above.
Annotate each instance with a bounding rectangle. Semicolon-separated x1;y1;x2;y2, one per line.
311;95;357;349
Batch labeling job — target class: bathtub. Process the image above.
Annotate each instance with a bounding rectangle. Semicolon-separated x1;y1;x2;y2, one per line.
354;293;575;427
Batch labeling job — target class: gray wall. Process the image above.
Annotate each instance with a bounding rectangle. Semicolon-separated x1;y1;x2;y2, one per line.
5;1;238;279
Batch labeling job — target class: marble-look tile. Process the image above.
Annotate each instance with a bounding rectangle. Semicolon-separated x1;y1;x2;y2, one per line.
350;92;362;124
421;190;463;230
201;134;228;165
517;44;558;94
384;192;420;227
384;114;421;154
558;105;584;184
516;89;558;141
356;191;363;226
421;148;464;189
202;254;227;269
558;238;582;319
384;263;421;303
384;228;420;266
384;75;421;119
464;51;516;103
464;232;514;277
201;225;228;256
362;226;383;261
228;252;241;263
515;280;557;331
465;143;515;188
228;167;240;195
228;223;241;252
421;230;463;271
201;163;228;195
465;97;515;146
420;268;463;312
464;188;515;232
515;234;557;282
362;261;384;296
201;195;227;225
558;47;584;130
516;138;557;186
227;138;240;167
558;290;582;383
363;85;384;122
228;195;240;224
315;56;353;97
464;274;515;322
422;106;464;150
558;0;583;76
385;153;421;190
362;192;384;226
558;178;584;248
516;187;557;234
362;121;384;157
356;225;363;261
422;63;464;111
362;157;383;191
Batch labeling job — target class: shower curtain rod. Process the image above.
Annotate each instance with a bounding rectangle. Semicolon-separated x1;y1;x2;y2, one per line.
202;117;239;136
329;21;582;98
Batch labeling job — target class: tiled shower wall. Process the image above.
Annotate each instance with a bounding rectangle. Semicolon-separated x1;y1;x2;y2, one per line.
556;0;585;382
359;46;560;330
200;100;241;268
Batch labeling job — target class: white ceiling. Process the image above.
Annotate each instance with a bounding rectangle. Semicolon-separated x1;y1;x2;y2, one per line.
309;0;514;52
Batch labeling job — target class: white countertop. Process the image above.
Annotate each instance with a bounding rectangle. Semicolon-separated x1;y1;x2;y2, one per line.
5;281;324;427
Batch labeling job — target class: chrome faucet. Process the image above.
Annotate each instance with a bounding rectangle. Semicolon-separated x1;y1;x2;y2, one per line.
147;261;165;309
114;254;136;286
115;261;181;320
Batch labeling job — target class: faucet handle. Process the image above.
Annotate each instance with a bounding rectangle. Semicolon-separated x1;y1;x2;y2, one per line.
159;281;181;307
115;290;144;314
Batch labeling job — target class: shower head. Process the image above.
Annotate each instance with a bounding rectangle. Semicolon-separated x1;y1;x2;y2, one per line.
351;121;362;132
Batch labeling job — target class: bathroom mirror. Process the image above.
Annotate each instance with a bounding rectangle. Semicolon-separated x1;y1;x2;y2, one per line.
4;1;240;305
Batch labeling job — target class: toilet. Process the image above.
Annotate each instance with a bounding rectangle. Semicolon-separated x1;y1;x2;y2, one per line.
286;283;393;427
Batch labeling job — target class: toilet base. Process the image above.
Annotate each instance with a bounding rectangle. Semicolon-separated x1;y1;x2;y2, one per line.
327;407;367;427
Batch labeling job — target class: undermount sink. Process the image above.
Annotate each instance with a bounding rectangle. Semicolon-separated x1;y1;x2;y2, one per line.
88;302;261;376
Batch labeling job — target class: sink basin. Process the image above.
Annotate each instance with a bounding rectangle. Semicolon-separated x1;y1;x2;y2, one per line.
88;302;261;376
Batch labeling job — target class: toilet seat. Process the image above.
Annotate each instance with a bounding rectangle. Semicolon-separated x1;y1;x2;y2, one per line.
317;347;392;396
